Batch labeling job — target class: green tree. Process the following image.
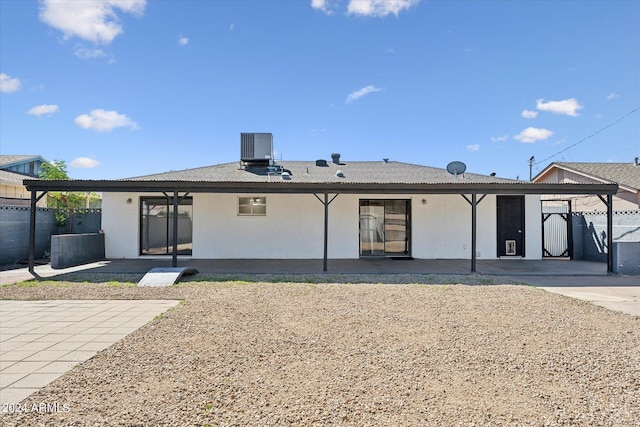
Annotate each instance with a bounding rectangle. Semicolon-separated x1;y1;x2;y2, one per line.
39;160;99;232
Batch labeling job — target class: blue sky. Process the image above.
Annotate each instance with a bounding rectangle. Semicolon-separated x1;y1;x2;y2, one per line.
1;0;638;180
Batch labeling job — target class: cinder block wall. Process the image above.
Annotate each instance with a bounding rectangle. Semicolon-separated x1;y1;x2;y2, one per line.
51;233;105;269
0;205;102;267
572;210;640;262
0;206;58;266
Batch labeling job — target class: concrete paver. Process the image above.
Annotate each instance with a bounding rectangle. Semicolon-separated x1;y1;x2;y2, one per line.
0;300;180;408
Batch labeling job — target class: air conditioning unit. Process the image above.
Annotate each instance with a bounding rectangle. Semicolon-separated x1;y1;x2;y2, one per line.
241;133;273;163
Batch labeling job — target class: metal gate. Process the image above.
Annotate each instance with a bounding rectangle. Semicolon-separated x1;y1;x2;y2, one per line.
542;202;572;258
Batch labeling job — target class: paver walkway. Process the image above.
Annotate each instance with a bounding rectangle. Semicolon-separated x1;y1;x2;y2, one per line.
0;300;180;407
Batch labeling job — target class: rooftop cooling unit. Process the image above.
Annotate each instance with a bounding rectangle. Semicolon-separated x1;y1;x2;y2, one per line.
241;133;273;163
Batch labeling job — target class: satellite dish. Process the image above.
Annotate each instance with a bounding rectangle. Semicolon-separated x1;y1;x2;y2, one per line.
446;161;467;177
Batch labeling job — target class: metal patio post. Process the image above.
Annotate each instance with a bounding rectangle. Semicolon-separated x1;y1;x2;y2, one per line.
607;194;613;273
28;191;37;275
471;193;477;273
172;191;179;268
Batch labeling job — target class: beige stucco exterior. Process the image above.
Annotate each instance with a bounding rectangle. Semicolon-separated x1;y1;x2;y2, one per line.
535;167;639;211
0;180;47;207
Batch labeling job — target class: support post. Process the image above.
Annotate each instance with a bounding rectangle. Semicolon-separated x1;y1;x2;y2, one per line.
28;191;37;275
314;193;338;272
471;193;477;273
607;193;613;273
172;191;179;268
323;192;329;272
462;193;485;273
28;190;48;277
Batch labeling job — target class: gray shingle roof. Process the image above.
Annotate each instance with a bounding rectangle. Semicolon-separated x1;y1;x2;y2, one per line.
553;162;640;191
0;169;26;183
0;155;43;168
124;160;519;185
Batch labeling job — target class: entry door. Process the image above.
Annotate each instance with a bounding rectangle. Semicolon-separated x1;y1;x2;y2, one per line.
496;196;525;257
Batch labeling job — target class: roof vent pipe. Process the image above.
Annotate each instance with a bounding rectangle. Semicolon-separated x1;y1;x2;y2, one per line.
383;158;389;163
635;157;639;166
331;153;341;164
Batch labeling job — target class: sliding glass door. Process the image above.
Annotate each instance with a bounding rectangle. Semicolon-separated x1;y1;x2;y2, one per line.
140;197;193;255
359;200;410;257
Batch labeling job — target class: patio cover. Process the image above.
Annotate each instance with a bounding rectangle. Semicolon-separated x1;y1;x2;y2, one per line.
23;177;618;275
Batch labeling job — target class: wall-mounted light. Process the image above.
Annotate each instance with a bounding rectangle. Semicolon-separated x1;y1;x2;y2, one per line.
126;198;132;204
421;199;427;205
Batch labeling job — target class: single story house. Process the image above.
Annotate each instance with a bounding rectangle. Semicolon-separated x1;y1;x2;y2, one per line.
533;161;640;211
23;134;619;273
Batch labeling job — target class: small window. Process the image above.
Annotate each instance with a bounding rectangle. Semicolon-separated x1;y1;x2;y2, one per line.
238;196;266;216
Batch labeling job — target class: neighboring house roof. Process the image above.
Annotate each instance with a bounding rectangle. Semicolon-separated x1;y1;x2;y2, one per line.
0;155;47;170
534;162;640;193
124;160;518;184
0;169;28;184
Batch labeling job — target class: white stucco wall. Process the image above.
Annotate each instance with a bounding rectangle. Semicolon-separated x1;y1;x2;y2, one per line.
102;192;542;260
193;193;327;258
524;194;542;259
102;192;143;259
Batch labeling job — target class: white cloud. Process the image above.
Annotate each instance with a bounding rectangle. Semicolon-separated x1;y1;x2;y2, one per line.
513;127;553;143
0;73;21;93
39;0;146;44
74;109;139;132
606;92;619;100
466;144;480;152
347;0;420;17
346;85;381;103
27;104;59;116
490;134;509;142
74;46;107;59
312;0;419;17
521;109;538;119
311;0;333;15
178;36;189;46
536;98;583;117
71;157;100;168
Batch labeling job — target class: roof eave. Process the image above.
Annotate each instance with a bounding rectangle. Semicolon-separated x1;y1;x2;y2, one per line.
23;179;619;195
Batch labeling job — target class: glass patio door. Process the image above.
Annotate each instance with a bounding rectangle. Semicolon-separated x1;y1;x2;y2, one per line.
359;202;385;256
359;200;410;257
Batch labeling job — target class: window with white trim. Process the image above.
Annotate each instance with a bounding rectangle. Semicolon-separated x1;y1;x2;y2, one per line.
238;196;266;216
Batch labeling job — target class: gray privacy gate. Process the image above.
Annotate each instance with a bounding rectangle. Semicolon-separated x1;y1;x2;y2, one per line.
542;202;572;258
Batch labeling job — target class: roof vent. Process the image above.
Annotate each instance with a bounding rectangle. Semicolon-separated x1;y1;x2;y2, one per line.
336;170;344;178
316;159;328;167
383;158;389;163
331;153;341;164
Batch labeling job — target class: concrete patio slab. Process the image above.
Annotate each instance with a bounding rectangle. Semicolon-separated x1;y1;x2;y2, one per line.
539;287;639;316
0;258;615;286
0;300;180;408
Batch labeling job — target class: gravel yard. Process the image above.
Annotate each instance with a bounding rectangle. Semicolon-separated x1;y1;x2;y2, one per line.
1;280;638;426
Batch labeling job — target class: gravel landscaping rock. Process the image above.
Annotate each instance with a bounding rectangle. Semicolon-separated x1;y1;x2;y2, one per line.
1;281;638;426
